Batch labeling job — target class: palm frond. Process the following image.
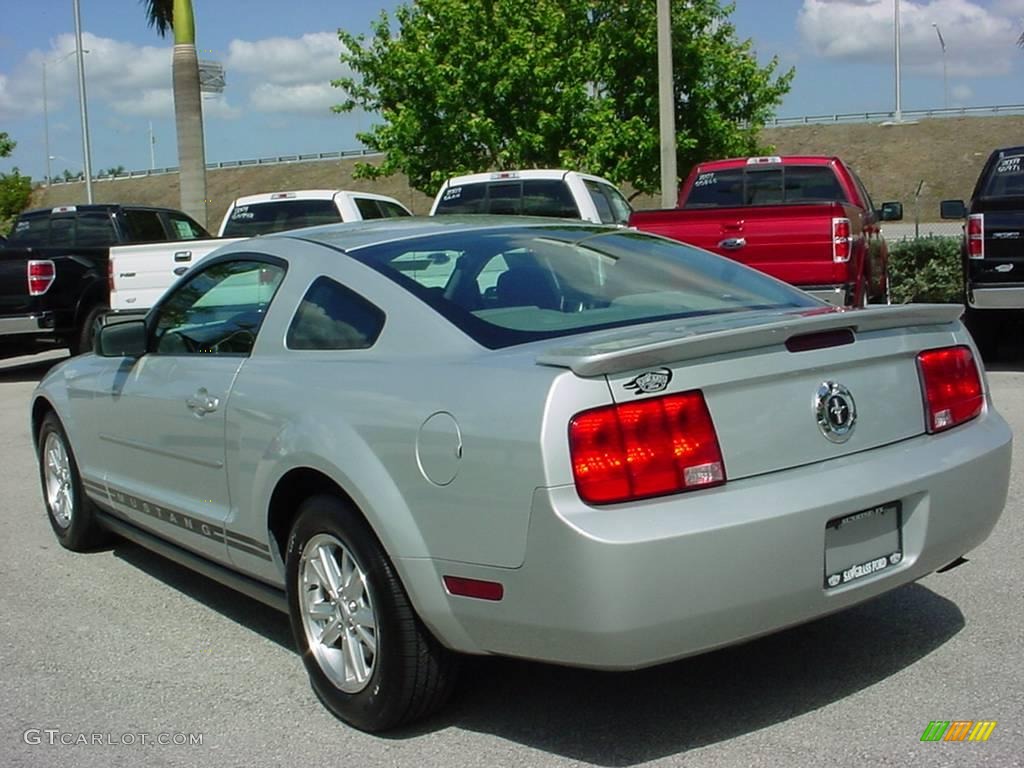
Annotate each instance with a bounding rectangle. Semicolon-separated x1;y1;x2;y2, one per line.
140;0;174;37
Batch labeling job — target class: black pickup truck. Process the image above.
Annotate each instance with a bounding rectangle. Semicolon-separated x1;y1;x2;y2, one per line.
941;146;1024;357
0;204;208;357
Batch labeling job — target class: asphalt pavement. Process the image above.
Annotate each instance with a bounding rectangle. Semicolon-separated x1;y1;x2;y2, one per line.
0;349;1021;768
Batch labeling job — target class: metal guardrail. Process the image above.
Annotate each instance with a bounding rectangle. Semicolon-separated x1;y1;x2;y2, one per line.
767;103;1024;127
47;147;385;186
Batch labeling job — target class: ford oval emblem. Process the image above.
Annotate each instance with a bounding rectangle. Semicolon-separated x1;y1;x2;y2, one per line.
815;381;857;443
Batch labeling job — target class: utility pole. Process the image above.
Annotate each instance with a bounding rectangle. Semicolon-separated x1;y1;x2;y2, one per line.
894;0;903;123
42;61;50;185
73;0;94;203
657;0;677;208
933;23;948;109
149;121;156;169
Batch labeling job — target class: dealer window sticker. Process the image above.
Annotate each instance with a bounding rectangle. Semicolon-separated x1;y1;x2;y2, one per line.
694;172;717;187
996;155;1022;174
442;187;462;201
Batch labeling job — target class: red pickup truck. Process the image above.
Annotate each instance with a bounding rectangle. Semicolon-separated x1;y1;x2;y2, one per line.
629;156;904;306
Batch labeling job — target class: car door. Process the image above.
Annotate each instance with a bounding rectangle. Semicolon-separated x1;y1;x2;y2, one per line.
95;255;286;562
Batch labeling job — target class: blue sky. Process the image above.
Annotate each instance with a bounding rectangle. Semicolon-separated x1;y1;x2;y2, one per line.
2;0;1023;180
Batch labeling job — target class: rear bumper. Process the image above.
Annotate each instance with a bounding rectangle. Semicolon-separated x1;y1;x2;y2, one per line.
405;408;1012;668
802;284;851;306
0;312;56;336
967;283;1024;309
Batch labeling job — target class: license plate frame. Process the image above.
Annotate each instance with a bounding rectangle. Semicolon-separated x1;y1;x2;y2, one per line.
824;502;903;589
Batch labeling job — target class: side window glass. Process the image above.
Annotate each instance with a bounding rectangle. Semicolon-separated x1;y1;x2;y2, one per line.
75;213;117;247
287;276;385;350
355;197;384;220
166;213;207;240
153;260;285;356
599;183;633;225
124;210;166;242
584;180;615;223
379;201;411;218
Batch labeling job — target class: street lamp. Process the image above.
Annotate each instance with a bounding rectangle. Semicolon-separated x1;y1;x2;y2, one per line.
894;0;903;122
932;23;948;109
72;0;94;203
42;49;87;185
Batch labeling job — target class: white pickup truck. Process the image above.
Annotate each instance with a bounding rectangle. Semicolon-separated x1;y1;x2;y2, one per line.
109;189;412;311
430;169;633;225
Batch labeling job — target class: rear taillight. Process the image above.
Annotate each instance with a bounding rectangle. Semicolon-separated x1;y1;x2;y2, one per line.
27;260;56;296
966;213;984;259
569;391;726;505
832;218;852;263
917;346;983;434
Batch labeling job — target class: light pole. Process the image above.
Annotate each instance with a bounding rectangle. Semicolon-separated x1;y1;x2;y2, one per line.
43;49;87;185
72;0;94;203
656;0;677;208
894;0;903;122
932;23;948;109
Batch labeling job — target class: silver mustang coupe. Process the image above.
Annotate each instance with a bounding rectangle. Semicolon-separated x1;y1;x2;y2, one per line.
32;218;1011;731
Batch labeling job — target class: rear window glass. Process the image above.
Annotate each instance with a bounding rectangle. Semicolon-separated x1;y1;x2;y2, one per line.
434;179;581;219
982;154;1024;198
9;215;50;246
349;227;815;349
684;166;847;208
222;199;341;236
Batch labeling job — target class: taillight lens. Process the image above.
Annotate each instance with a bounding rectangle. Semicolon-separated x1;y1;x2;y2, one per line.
27;260;56;296
966;214;984;259
917;346;983;433
832;217;852;263
569;391;726;505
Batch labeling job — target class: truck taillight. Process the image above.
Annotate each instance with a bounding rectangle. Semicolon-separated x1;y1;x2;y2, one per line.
27;260;56;296
966;214;984;259
832;217;852;263
917;346;983;434
569;391;726;505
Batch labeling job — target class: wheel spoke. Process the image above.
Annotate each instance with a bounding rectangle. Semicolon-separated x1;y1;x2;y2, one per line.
319;618;344;647
307;601;334;621
345;628;369;682
354;623;377;655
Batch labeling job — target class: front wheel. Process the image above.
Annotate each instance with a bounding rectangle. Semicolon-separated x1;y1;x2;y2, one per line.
37;412;110;551
285;495;458;731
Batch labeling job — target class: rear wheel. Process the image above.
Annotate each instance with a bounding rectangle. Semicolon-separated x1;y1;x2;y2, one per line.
70;303;108;356
285;494;458;731
37;412;110;551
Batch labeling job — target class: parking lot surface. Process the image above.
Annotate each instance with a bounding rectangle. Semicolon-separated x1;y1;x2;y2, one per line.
1;350;1021;768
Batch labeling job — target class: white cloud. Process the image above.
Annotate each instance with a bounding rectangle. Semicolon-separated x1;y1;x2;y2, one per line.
249;82;339;115
798;0;1021;77
227;32;349;85
952;83;974;102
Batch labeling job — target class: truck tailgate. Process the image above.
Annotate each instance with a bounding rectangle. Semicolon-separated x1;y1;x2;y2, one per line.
110;238;243;310
630;203;850;286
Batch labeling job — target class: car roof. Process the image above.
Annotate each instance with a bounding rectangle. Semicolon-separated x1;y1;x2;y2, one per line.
439;169;615;187
276;215;614;252
229;189;406;206
19;204;185;217
694;156;839;172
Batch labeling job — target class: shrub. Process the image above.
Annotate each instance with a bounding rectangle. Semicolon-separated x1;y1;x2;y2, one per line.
0;169;33;236
887;236;962;304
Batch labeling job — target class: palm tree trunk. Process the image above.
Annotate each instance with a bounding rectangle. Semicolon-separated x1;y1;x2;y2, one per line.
171;0;207;228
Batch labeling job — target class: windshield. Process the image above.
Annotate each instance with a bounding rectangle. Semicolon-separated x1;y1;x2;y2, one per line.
981;154;1024;198
349;227;816;349
222;199;342;237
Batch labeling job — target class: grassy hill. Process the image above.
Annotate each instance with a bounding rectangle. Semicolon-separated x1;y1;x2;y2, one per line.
28;113;1024;230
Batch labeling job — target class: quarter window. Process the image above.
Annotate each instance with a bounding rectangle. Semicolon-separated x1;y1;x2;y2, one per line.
152;259;286;356
287;276;385;350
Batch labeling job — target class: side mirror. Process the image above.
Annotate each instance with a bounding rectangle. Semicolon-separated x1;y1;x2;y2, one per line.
878;201;903;222
940;199;967;220
95;319;147;357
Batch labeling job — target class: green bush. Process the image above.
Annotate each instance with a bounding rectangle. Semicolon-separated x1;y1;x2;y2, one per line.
0;169;32;236
887;236;962;304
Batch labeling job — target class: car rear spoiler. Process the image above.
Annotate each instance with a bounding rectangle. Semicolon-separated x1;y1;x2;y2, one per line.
536;304;964;377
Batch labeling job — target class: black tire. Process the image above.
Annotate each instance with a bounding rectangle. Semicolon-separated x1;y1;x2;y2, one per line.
285;494;458;732
964;307;999;362
70;303;108;356
37;412;110;551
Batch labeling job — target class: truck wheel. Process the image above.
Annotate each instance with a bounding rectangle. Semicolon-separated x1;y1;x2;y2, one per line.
37;412;111;551
70;304;108;356
285;494;458;731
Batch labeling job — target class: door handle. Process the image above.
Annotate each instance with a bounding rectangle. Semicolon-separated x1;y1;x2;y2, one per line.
186;388;220;415
718;237;747;250
174;251;193;263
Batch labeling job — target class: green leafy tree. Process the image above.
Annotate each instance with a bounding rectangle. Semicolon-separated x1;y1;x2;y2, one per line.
140;0;208;227
333;0;793;195
0;133;32;235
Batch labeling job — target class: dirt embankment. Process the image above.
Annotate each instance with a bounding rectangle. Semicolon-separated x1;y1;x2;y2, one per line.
30;114;1024;228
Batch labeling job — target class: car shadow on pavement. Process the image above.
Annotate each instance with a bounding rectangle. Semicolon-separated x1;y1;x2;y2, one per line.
426;583;964;764
111;540;293;650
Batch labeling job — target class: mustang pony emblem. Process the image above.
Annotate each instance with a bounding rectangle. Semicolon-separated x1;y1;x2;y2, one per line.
624;368;673;395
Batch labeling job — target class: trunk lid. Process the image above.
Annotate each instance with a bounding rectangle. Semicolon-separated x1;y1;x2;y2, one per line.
630;203;851;287
539;304;963;480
